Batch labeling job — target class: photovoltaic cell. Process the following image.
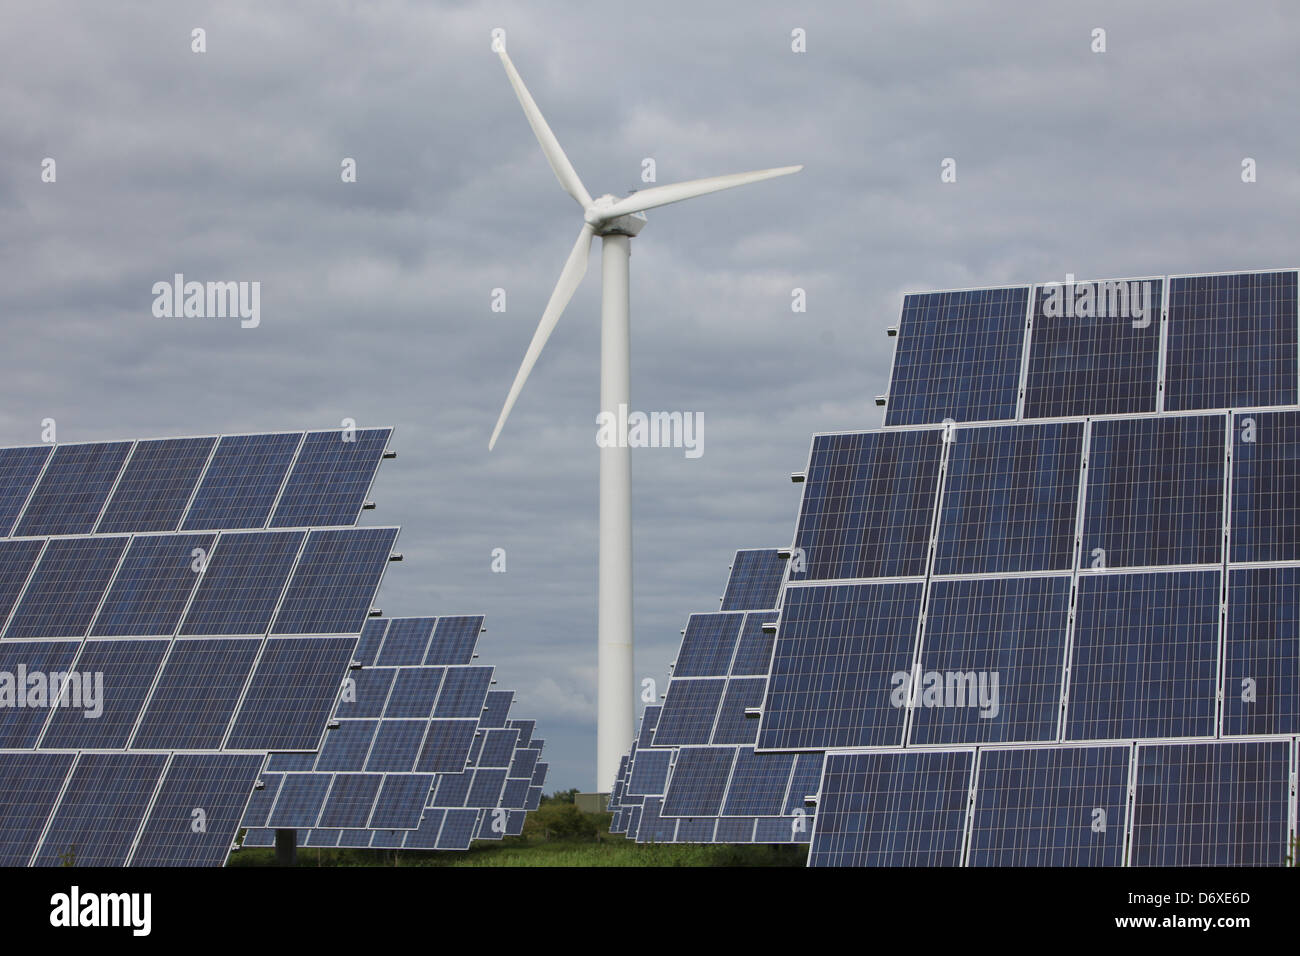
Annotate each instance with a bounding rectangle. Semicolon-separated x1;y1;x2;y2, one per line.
267;774;333;828
179;530;303;636
375;618;435;666
1165;271;1298;413
370;775;436;829
653;679;725;746
383;667;442;718
661;748;735;816
33;752;169;866
1023;278;1162;418
317;774;383;829
130;754;263;866
478;728;520;768
481;690;513;728
885;287;1028;426
909;575;1070;745
1222;566;1300;736
96;436;216;534
627;750;673;796
40;639;170;749
1131;740;1290;866
637;706;661;747
414;719;477;773
721;550;785;611
934;422;1083;574
508;747;539;781
4;536;128;639
226;636;358;750
1083;414;1225;568
424;616;483;665
467;768;507;807
436;808;480;850
791;430;943;581
1229;410;1300;562
352;619;388;666
334;666;396;719
721;748;795;816
673;614;743;677
729;612;777;676
365;721;427;773
1067;570;1220;741
181;432;300;531
240;773;282;828
784;753;825;814
758;582;922;750
508;719;535;747
131;638;262;749
0;752;75;866
809;750;972;867
0;538;44;625
0;641;79;746
432;772;472;808
711;678;766;745
270;428;390;528
313;720;378;772
500;778;529;809
91;533;215;636
271;527;397;635
433;667;493;718
14;441;132;536
967;745;1130;866
0;446;51;536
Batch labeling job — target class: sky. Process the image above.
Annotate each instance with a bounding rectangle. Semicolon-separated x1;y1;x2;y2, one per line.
3;0;1299;791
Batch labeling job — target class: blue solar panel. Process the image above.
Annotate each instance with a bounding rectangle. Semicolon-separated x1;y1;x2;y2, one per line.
265;752;315;772
791;430;943;581
132;638;262;749
1223;566;1300;736
712;678;766;745
239;827;275;847
270;428;390;528
181;432;301;531
909;575;1070;745
91;533;215;636
271;527;397;634
1165;271;1298;413
481;690;513;727
627;750;673;796
637;706;661;747
755;816;810;844
0;752;74;866
424;616;483;665
33;752;169;866
809;750;973;867
436;808;480;850
267;774;332;828
0;641;79;746
226;636;357;750
662;748;735;816
314;720;378;772
721;550;785;611
0;538;44;624
375;618;435;666
179;530;303;635
352;619;388;666
14;441;132;536
401;810;446;848
784;753;824;814
635;797;675;844
0;445;51;536
967;745;1130;866
717;818;755;843
370;775;436;829
433;667;493;718
508;747;540;781
721;748;795;816
431;772;472;807
1024;278;1162;418
479;728;520;768
40;639;170;748
673;613;743;677
467;769;507;807
759;582;922;750
1131;740;1290;866
304;829;341;847
414;719;477;773
240;773;282;828
383;667;442;718
130;753;263;866
335;666;395;719
4;536;127;638
1083;414;1225;568
317;774;383;828
1230;410;1300;562
730;612;777;676
1067;570;1220;740
96;436;216;534
500;778;530;809
674;819;716;843
365;721;427;772
934;422;1083;574
508;719;535;747
653;679;725;746
885;287;1028;426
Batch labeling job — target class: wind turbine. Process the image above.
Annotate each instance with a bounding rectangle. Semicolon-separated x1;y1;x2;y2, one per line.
487;42;802;792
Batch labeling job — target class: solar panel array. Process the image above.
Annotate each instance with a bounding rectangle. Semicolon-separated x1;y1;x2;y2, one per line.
0;428;551;865
621;270;1300;866
238;615;548;851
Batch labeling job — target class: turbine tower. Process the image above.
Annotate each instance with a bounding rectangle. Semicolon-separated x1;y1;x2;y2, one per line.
487;42;801;792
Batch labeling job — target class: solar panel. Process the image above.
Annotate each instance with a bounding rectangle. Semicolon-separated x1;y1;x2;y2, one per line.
369;775;435;829
317;774;384;828
365;721;427;772
266;774;333;829
729;612;778;676
129;753;263;866
96;436;216;534
1023;277;1162;418
39;638;170;748
808;750;973;867
14;441;132;537
653;678;725;746
627;749;672;796
179;530;304;635
435;808;480;850
1223;566;1300;735
352;619;388;666
0;538;44;624
720;748;795;816
967;745;1130;866
479;728;520;768
315;719;378;771
335;666;396;719
884;287;1028;426
181;432;301;531
0;445;51;537
721;550;785;611
0;641;79;746
225;636;359;750
269;428;390;528
375;617;435;666
434;667;493;718
711;678;766;745
1229;410;1300;562
33;752;169;866
270;527;398;635
90;533;215;636
424;615;483;665
673;614;743;677
1067;570;1220;741
934;422;1083;574
481;690;514;727
384;667;442;719
414;719;478;772
1130;740;1290;866
4;536;128;638
0;752;75;865
791;429;943;581
1083;414;1225;568
1165;270;1298;413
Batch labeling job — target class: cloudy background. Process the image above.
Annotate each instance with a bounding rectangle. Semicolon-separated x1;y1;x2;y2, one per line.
2;1;1297;790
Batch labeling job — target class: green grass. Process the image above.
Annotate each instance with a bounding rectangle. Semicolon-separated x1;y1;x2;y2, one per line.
230;837;806;868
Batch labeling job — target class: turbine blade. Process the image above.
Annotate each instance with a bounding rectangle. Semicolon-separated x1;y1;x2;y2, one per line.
598;165;803;219
489;222;596;450
497;48;593;209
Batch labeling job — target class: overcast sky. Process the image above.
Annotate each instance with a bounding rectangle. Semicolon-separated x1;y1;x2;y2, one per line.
3;1;1298;791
